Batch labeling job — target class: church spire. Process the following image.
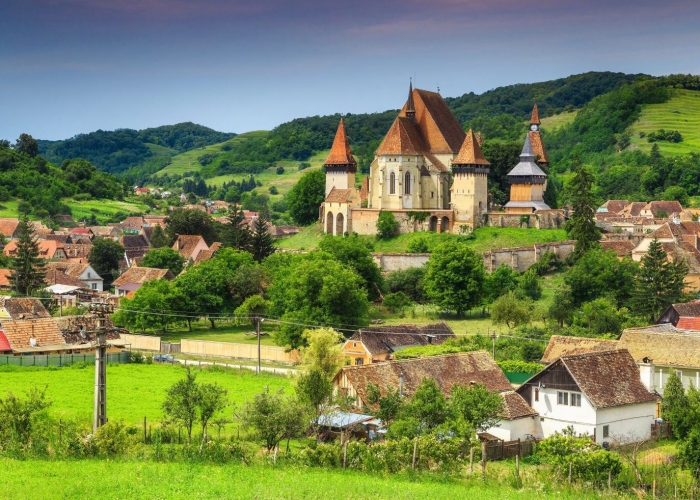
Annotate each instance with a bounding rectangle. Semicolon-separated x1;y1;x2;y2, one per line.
453;129;490;167
520;133;536;161
324;118;357;169
530;104;541;126
406;79;415;120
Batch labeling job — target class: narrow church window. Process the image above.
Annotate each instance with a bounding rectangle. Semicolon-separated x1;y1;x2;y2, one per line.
389;172;396;194
404;172;411;195
430;192;434;198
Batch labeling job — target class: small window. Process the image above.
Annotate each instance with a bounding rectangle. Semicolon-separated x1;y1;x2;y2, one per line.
404;171;411;195
534;388;539;402
603;425;609;438
571;393;582;407
430;192;434;198
355;358;364;366
91;283;97;290
557;391;568;405
389;172;396;194
352;342;356;348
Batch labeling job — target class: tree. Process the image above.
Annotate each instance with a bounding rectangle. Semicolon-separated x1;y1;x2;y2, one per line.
234;295;269;326
484;264;519;304
518;269;542;301
548;286;575;327
268;255;369;349
239;388;305;452
8;217;47;295
565;249;637;307
250;216;275;263
424;241;486;316
165;208;218;245
662;370;691;440
221;204;251;251
148;224;172;248
565;161;601;261
111;279;176;333
14;133;38;157
287;169;325;225
300;328;345;379
88;238;124;286
661;186;690;207
197;382;228;444
491;292;532;328
318;233;384;301
449;383;503;446
399;378;448;434
632;238;689;322
385;266;426;302
295;368;334;438
577;298;623;336
141;247;186;276
376;211;400;239
163;368;200;444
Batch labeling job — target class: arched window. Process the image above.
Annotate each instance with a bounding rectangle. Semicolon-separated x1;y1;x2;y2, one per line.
389;171;396;194
404;171;411;195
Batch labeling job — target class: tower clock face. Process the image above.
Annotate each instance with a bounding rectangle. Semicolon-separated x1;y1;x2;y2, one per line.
530;124;539;131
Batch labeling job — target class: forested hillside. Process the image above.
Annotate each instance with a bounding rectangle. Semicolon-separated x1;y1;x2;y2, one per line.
38;122;235;174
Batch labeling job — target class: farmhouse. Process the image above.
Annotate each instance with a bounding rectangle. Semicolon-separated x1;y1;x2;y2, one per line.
342;322;455;365
540;335;621;364
112;266;174;296
172;234;209;262
518;350;657;441
46;262;104;291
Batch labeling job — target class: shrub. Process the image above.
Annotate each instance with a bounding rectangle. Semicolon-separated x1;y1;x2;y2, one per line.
276;166;285;175
407;237;429;253
268;186;278;195
382;292;412;313
129;351;145;364
376;211;399;239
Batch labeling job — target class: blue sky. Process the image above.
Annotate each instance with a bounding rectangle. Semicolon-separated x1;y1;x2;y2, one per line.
1;0;699;140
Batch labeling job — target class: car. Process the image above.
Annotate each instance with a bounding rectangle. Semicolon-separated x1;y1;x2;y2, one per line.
153;354;175;363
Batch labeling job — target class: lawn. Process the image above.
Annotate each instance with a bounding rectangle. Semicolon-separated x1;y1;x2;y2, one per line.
628;89;700;155
277;225;569;253
158;321;277;346
0;459;610;500
538;110;579;130
0;363;291;426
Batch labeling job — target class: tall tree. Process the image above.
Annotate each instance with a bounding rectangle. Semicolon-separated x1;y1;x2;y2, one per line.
424;241;486;316
221;204;251;251
565;160;601;261
449;383;503;446
13;133;38;157
165;208;218;245
287;169;326;226
250;216;275;263
9;217;47;295
318;233;384;301
88;238;125;286
632;238;688;322
148;224;172;249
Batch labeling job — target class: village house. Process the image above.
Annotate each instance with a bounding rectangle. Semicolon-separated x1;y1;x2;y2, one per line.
70;227;94;239
111;266;174;296
172;234;209;262
46;261;104;291
0;318;68;355
518;350;657;441
3;239;67;260
120;234;151;267
134;187;149;196
342;322;455;365
657;300;700;329
0;218;20;239
0;297;52;320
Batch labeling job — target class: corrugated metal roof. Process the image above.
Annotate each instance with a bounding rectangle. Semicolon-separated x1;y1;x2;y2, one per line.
317;410;374;429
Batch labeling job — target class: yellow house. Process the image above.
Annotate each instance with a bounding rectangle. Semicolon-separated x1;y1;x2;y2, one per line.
342;322;455;366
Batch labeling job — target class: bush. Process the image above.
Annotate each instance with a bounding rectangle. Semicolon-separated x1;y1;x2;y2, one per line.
276;166;285;175
407;237;429;253
129;351;145;364
268;186;278;195
386;267;426;303
383;292;412;313
376;211;399;239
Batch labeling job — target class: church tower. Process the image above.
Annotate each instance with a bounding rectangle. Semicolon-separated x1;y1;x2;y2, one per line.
324;118;357;197
450;129;490;230
503;134;549;214
528;104;549;169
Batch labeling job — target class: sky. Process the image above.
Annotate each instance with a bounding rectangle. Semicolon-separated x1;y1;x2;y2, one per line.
1;0;699;141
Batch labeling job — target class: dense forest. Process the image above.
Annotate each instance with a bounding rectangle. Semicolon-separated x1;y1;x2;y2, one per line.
38;122;236;174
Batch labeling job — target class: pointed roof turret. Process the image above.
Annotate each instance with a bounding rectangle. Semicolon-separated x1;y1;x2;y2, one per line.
453;129;490;167
324;118;357;170
507;134;547;179
530;104;541;125
406;79;416;119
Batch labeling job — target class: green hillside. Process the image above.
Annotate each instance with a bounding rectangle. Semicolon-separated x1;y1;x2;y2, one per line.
627;89;700;155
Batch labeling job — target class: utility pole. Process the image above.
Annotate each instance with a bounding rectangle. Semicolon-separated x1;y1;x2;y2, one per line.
256;315;261;375
90;303;113;433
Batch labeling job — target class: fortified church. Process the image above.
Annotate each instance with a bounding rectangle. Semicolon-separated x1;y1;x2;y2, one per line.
321;84;563;235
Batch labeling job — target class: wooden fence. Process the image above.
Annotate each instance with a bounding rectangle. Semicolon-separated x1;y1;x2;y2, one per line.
484;438;534;461
160;342;181;354
651;422;672;440
180;339;301;364
119;333;162;351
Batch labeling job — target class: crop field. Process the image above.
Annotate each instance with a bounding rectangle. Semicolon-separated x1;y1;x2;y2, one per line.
0;197;150;223
0;363;291;426
277;225;569;253
628;89;700;155
0;459;610;500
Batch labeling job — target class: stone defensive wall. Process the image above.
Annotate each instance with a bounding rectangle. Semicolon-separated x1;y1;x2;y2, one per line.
484;209;566;230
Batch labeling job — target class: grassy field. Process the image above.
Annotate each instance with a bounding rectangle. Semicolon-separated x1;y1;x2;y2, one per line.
628;89;700;155
538;110;579;130
277;225;569;253
145;142;178;157
158;321;277;346
0;197;150;223
0;363;291;426
0;459;612;500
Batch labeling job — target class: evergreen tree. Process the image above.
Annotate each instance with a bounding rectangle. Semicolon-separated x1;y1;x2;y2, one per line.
221;204;252;251
9;217;47;295
632;238;688;322
250;216;275;263
149;224;172;249
565;160;601;261
662;371;690;439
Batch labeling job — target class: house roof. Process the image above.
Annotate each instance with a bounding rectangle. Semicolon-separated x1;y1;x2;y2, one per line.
599;200;630;214
500;391;538;420
0;269;10;288
677;318;700;330
619;325;700;368
375;116;427;156
324;119;357;167
541;335;621;364
600;240;635;257
644;201;683;217
0;218;19;238
324;188;355;204
530;104;541;125
46;261;92;280
667;301;700;318
70;228;92;235
112;267;174;287
618;202;647;217
0;318;65;349
348;322;455;356
452;129;490;166
90;226;120;237
0;330;10;351
0;297;51;320
3;239;65;259
507;135;547;178
172;235;208;260
337;351;512;407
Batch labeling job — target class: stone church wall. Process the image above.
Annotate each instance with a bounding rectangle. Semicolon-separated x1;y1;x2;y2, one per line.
485;209;566;230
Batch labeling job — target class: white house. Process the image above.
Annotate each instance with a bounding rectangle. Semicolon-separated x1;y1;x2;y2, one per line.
517;350;657;442
46;262;104;291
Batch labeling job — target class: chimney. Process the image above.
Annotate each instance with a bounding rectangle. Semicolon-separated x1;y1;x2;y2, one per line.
399;372;404;397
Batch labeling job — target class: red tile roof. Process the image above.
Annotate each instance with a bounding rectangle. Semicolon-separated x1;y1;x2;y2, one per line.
409;89;465;154
529;131;549;164
676;318;700;330
0;269;10;288
324;119;357;168
0;330;10;351
452;129;490;166
1;318;65;349
530;104;541;125
112;267;174;287
0;218;19;239
324;188;355;204
375;117;426;155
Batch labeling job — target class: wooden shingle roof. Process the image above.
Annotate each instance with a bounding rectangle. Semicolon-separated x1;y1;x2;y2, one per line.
324;188;355;204
1;298;52;320
530;104;541;125
541;335;620;364
500;391;538;420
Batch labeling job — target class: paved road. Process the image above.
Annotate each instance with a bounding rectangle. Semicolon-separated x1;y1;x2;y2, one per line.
164;358;297;375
